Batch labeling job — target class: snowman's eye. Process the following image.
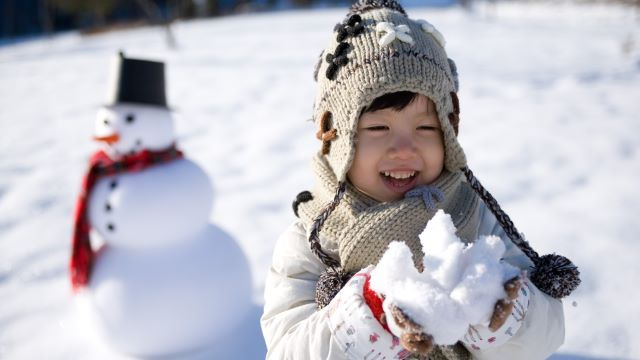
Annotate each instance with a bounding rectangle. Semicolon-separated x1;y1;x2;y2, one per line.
126;114;135;124
103;118;110;125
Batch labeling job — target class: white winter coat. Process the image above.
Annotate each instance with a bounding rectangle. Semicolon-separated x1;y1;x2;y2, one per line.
261;204;565;360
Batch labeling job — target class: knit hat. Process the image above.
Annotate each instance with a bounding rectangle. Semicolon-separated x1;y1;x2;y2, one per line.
312;0;465;182
299;0;580;310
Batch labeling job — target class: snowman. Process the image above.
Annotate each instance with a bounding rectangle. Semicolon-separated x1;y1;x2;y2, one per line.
70;52;253;357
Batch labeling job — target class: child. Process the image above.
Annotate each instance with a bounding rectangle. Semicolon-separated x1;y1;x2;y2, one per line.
261;1;577;359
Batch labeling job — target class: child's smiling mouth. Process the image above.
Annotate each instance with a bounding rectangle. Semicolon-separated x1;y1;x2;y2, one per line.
380;170;419;194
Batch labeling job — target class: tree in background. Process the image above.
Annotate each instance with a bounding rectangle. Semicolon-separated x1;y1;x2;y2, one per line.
50;0;121;27
292;0;313;6
186;0;221;17
133;0;176;48
45;0;177;47
5;0;637;41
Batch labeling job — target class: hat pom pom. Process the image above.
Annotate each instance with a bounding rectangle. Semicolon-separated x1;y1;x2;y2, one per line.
315;267;351;309
531;254;581;299
350;0;407;17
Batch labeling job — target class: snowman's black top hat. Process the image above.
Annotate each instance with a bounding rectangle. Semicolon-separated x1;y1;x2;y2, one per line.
106;51;168;108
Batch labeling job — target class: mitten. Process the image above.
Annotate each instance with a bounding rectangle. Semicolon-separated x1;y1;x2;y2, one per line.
489;275;523;331
362;269;435;356
326;266;412;360
461;276;532;351
386;303;435;355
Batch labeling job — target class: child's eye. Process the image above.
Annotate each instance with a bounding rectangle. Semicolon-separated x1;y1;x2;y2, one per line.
364;125;389;131
417;125;438;131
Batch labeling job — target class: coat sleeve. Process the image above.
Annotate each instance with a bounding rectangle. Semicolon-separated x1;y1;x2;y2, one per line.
260;221;347;360
469;205;566;360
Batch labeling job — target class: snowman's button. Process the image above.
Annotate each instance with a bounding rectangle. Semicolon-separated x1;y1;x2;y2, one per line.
105;203;112;212
110;180;118;189
107;223;115;232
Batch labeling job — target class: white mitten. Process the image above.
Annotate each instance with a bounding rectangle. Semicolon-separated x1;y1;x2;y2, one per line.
461;278;532;351
326;265;412;360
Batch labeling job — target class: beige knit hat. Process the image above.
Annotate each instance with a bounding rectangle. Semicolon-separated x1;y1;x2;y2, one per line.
312;0;466;182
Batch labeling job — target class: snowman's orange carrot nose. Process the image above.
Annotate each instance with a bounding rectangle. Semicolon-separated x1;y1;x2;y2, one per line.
93;133;120;145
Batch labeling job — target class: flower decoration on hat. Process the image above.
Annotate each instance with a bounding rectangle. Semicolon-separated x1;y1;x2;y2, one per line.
417;19;446;48
335;14;365;42
376;22;414;47
325;42;350;80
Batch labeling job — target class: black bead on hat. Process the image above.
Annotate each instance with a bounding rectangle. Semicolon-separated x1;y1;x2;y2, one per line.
106;51;168;108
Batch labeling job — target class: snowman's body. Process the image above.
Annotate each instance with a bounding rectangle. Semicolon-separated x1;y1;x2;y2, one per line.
80;101;252;356
88;159;212;249
87;223;252;356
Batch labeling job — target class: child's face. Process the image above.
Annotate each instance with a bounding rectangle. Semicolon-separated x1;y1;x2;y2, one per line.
347;94;445;202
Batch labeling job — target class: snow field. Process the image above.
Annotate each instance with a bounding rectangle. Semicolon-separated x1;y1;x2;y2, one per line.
1;2;639;358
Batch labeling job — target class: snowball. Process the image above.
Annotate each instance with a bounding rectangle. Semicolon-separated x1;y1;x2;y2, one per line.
371;241;421;292
369;210;519;345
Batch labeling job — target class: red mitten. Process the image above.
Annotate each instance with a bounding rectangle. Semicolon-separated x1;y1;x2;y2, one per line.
326;266;412;359
363;274;435;356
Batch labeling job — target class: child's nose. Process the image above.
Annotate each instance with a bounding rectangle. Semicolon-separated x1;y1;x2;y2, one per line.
388;135;417;160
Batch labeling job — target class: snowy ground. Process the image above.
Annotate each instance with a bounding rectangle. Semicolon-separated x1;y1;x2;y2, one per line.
1;2;639;359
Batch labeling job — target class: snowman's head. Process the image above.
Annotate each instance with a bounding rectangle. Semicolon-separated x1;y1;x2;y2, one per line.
94;104;175;157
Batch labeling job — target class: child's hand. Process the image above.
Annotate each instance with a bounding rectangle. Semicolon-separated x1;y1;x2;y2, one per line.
460;276;532;351
386;303;435;355
380;276;525;355
326;266;411;360
488;275;523;332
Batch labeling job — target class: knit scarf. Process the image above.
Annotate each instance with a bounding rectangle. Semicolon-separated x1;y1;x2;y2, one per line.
70;145;183;291
297;153;482;274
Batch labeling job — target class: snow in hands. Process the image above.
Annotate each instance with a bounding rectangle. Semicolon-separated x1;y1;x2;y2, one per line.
369;210;520;345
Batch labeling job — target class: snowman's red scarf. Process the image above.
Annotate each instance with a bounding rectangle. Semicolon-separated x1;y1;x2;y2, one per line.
70;145;183;291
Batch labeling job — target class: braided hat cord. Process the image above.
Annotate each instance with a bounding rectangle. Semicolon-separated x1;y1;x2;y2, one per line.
461;166;540;263
308;182;347;269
